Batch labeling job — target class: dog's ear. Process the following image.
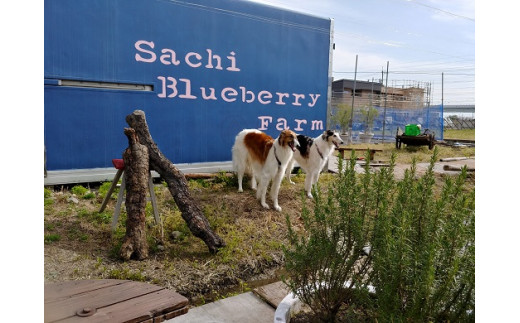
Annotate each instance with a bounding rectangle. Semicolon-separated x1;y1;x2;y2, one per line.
322;130;328;140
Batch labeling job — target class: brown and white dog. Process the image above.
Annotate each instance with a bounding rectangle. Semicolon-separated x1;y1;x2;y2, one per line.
286;130;343;198
232;129;299;211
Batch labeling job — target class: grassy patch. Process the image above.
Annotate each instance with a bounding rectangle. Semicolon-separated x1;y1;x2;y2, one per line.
71;185;88;196
98;181;119;200
107;268;148;282
45;234;61;243
443;128;475;140
338;143;474;164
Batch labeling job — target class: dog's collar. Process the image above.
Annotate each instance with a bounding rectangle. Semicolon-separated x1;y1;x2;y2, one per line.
273;145;282;168
315;144;324;160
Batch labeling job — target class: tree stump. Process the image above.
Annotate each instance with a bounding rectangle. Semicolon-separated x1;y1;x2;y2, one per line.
126;110;225;254
120;128;149;260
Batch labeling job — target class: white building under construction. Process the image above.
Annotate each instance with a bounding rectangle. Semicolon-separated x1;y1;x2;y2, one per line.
332;79;432;109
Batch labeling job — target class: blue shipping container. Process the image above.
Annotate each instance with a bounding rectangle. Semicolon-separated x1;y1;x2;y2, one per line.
44;0;333;183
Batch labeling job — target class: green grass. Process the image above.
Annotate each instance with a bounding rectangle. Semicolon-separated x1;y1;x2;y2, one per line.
107;267;148;281
340;143;474;164
45;234;61;243
71;185;88;196
443;128;475;140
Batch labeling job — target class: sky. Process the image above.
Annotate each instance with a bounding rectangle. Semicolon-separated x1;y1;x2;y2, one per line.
250;0;475;106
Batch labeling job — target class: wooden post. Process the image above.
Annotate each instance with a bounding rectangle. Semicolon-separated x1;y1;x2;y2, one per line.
120;128;149;260
126;110;225;254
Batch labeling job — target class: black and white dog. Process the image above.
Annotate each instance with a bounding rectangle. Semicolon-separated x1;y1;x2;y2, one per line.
286;130;343;198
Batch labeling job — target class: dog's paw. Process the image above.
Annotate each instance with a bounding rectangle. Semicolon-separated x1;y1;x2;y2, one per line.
261;202;270;209
238;188;243;193
306;192;313;199
274;205;282;212
288;180;295;185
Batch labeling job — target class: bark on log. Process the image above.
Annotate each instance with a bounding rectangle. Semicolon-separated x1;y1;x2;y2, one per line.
120;128;149;260
126;110;225;254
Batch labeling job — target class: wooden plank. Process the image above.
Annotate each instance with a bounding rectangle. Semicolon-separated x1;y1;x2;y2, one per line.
439;157;471;162
153;307;189;322
45;279;129;302
443;164;475;172
336;147;383;161
56;289;188;323
338;148;383;152
253;281;291;309
45;280;164;322
356;162;390;167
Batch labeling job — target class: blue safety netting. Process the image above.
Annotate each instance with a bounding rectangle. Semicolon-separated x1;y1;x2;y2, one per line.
330;104;444;142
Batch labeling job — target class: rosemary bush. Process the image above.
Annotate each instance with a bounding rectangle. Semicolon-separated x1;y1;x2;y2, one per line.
283;151;396;322
283;148;475;322
371;149;475;322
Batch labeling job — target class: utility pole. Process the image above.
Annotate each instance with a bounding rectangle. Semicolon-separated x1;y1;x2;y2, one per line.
370;78;374;108
426;81;431;129
441;72;444;107
348;54;358;144
381;61;389;143
441;72;444;138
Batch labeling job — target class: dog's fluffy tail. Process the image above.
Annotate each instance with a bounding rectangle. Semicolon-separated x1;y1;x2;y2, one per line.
232;129;259;175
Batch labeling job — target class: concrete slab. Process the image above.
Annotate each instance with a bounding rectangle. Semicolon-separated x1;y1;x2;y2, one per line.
166;291;274;323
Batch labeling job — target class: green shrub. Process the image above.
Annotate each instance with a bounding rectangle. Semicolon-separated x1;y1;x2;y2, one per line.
83;192;96;199
283;147;475;322
71;185;88;196
283;150;396;322
371;149;475;322
70;185;97;199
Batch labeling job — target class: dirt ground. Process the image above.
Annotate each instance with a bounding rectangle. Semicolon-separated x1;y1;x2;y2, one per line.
44;174;311;304
44;155;475;306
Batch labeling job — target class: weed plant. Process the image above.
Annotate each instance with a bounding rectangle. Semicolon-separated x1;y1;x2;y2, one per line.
283;147;475;322
71;185;88;197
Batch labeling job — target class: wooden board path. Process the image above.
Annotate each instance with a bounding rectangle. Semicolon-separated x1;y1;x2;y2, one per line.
253;281;291;309
44;279;188;323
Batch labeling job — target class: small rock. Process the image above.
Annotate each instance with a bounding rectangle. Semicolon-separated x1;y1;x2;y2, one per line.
68;196;79;204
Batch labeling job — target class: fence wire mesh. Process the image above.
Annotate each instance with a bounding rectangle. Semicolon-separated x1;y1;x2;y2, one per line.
329;99;444;143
